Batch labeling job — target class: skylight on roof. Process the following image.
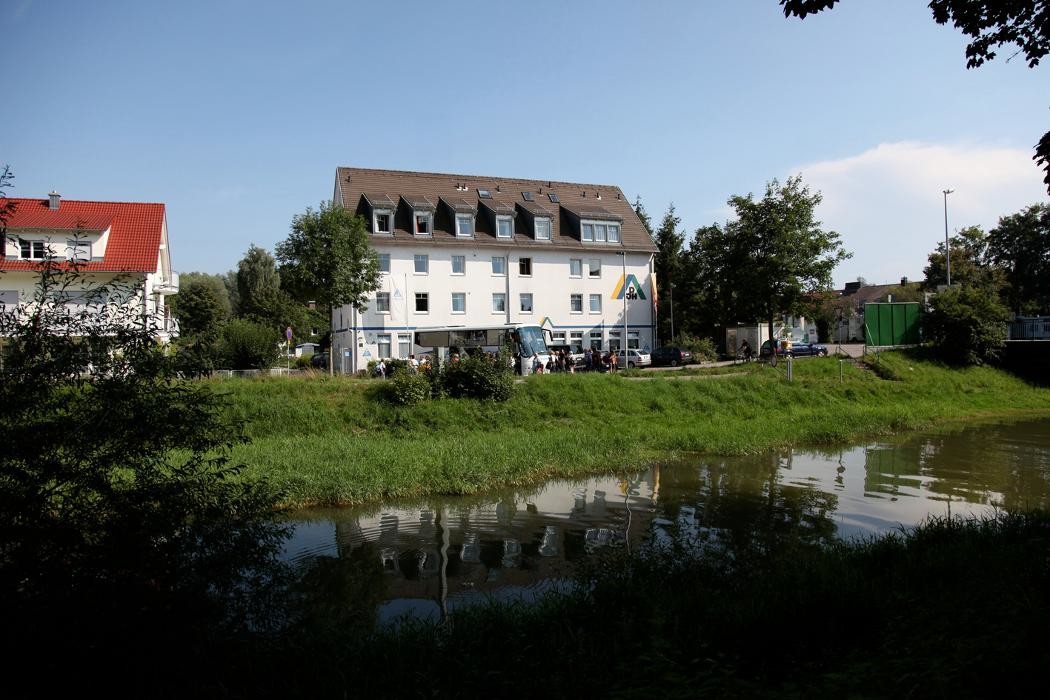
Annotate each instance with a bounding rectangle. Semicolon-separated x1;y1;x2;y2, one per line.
522;191;533;202
478;189;492;199
548;192;560;203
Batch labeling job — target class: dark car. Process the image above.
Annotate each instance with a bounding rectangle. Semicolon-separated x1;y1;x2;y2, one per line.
309;351;330;368
759;340;828;358
650;346;694;367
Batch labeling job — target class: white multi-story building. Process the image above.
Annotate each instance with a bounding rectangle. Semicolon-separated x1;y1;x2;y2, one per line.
1;193;179;340
330;167;658;373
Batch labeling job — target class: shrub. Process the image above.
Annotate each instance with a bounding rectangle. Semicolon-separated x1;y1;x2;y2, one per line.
386;371;431;405
923;285;1011;366
441;352;513;401
671;333;718;361
222;318;282;369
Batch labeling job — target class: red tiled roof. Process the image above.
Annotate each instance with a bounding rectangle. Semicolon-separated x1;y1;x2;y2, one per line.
1;197;165;273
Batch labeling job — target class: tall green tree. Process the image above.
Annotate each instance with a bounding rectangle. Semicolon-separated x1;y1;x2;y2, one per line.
235;244;289;326
633;196;654;238
782;0;1050;193
986;202;1050;314
276;202;380;315
653;204;686;344
170;275;229;336
726;175;851;345
923;225;1006;293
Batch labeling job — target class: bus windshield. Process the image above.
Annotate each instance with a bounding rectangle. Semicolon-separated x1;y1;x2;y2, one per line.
515;326;549;356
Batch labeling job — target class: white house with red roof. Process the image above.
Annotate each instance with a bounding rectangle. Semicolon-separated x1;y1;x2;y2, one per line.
1;192;179;340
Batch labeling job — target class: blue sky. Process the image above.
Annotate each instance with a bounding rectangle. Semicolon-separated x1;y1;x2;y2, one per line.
5;0;1048;287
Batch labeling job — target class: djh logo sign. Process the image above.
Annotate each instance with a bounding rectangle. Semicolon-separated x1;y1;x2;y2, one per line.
612;274;647;301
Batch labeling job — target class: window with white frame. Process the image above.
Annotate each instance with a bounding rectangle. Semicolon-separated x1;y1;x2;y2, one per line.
414;254;429;274
589;294;602;313
414;211;433;235
451;255;466;275
589;259;601;278
451;292;466;314
375;291;390;313
589;331;603;350
492;256;506;276
570;331;583;352
570;294;583;313
456;213;475;238
582;223;594;242
569;258;582;277
609;331;622;351
19;240;48;260
373;210;392;234
377;334;391;358
595;223;607;242
581;220;620;244
66;240;91;261
534;217;551;240
378;253;390;272
520;293;533;313
496;215;514;239
608;224;621;243
492;293;506;313
415;292;429;313
552;331;566;345
519;257;532;276
628;330;640;349
398;334;411;358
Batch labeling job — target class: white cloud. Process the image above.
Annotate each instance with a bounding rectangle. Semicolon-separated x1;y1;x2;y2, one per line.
793;141;1048;287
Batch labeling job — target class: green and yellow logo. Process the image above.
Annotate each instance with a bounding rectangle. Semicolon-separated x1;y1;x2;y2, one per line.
612;274;646;301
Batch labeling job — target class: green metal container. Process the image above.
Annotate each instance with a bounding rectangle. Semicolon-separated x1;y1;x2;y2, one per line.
864;302;920;346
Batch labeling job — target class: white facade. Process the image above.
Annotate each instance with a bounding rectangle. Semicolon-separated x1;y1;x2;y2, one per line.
332;245;655;373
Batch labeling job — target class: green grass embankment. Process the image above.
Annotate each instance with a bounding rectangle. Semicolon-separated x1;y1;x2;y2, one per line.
219;351;1050;508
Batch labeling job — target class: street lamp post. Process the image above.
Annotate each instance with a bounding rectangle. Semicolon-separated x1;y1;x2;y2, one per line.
942;189;954;287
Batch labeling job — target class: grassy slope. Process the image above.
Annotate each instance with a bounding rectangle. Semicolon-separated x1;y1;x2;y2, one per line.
218;352;1050;507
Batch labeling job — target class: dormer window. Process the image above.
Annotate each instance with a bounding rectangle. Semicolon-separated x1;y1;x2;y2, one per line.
496;215;514;239
456;213;475;238
373;210;392;234
19;240;48;260
414;211;433;236
580;219;621;244
608;224;621;243
534;218;551;241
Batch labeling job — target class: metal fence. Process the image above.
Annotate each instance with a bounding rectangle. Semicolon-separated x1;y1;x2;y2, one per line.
211;368;308;379
1008;317;1050;340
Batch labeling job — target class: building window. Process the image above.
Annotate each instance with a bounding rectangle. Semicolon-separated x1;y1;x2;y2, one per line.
589;294;602;313
0;290;19;311
19;240;48;260
414;254;429;274
492;256;506;276
608;224;621;243
414;211;433;235
451;292;466;314
595;224;607;242
570;331;583;352
534;218;551;240
552;331;566;345
628;330;640;349
398;334;412;358
582;224;593;242
589;331;603;350
519;257;532;276
589;259;601;278
492;293;506;313
581;219;619;244
456;213;475;238
377;334;391;358
496;215;514;239
378;253;390;272
373;210;392;234
570;294;583;313
609;331;622;351
375;291;390;313
415;292;429;313
520;293;533;313
451;255;466;275
66;240;91;261
569;258;582;277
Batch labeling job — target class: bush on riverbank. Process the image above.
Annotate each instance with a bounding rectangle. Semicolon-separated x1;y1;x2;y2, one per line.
218;351;1050;508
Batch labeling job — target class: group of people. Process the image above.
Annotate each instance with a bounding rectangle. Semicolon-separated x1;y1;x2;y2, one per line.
528;347;622;374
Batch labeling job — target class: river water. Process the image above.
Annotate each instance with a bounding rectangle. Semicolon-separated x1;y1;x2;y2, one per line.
284;417;1050;622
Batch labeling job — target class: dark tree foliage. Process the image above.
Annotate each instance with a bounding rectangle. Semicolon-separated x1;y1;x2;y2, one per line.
222;317;282;369
171;275;227;337
923;224;1007;292
633;195;654;238
0;257;288;685
781;0;1050;192
653;204;686;344
923;284;1012;364
986;202;1050;314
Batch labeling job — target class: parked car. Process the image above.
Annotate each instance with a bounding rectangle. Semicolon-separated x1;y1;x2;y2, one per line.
759;340;828;358
650;346;694;367
309;351;330;368
615;348;652;368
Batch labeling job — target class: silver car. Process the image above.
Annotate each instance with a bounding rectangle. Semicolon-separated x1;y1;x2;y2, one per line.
615;348;651;368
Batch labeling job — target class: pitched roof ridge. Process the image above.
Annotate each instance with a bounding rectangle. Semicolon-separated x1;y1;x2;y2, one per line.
5;197;166;207
338;166;625;193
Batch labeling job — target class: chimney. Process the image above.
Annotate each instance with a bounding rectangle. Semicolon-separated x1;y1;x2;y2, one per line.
48;191;61;210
